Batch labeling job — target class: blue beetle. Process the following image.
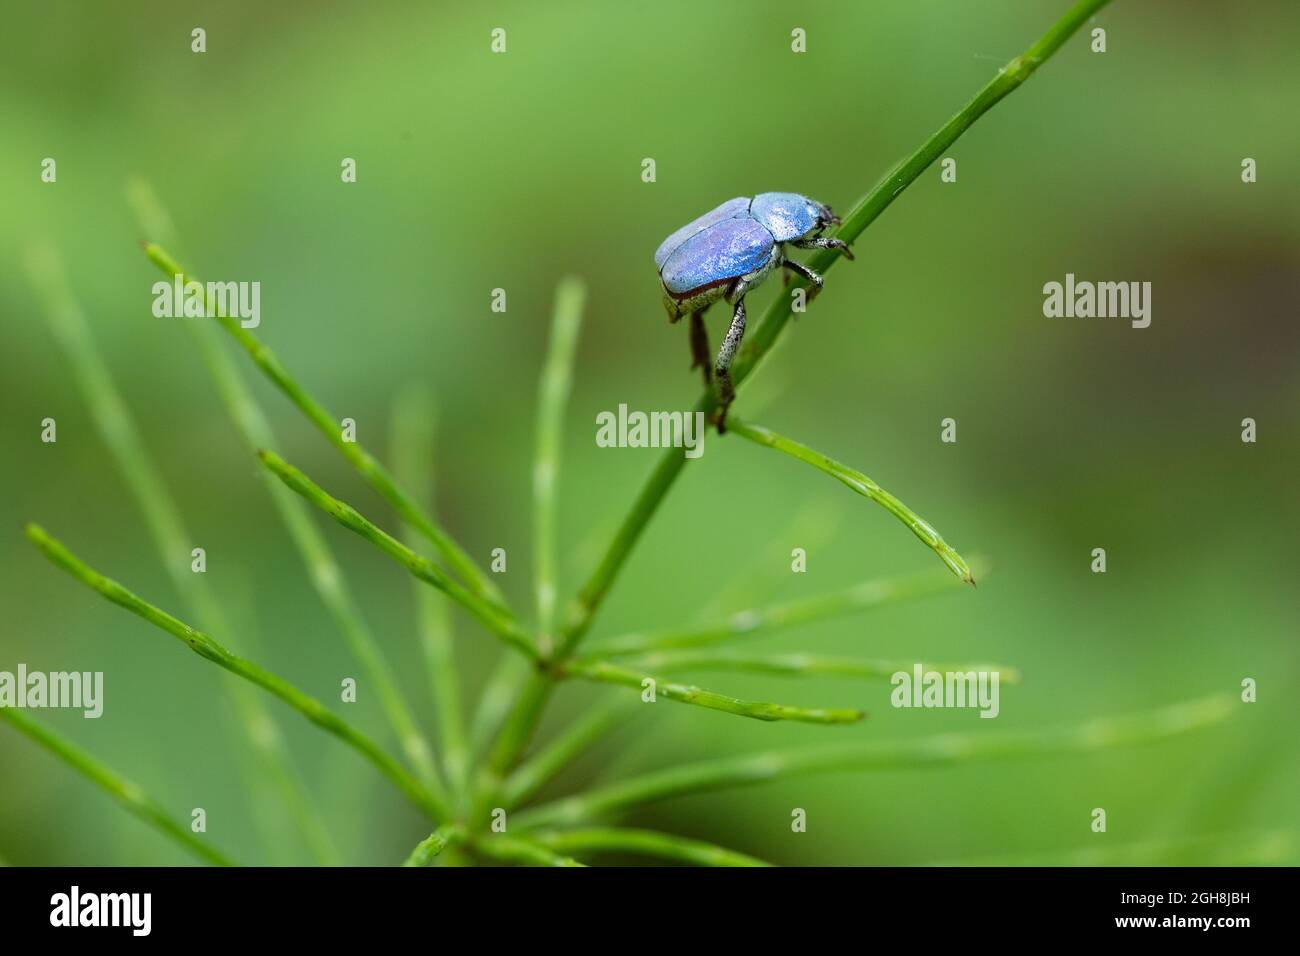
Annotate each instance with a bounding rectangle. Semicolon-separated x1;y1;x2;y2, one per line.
655;192;853;430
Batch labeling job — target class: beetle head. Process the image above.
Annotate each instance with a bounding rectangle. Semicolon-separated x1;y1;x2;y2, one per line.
812;200;842;231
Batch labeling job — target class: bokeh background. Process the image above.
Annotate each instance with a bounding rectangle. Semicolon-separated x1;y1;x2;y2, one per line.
2;0;1297;866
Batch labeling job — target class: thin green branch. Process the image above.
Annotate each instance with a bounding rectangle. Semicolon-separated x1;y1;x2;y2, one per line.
139;241;506;611
727;416;973;584
482;0;1107;795
517;694;1234;827
533;827;772;867
202;335;445;801
553;0;1108;657
554;443;682;659
483;673;553;775
604;650;1022;684
468;673;554;841
472;835;585;867
258;449;537;660
557;659;864;725
24;241;339;865
23;523;447;821
391;388;469;797
500;697;633;808
126;179;444;829
585;562;985;656
468;654;532;758
463;278;589;795
693;499;844;622
0;708;235;866
535;277;587;653
402;824;465;867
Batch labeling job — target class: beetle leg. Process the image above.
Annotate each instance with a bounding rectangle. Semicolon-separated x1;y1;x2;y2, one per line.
783;258;825;301
689;311;712;386
792;236;855;261
713;297;747;433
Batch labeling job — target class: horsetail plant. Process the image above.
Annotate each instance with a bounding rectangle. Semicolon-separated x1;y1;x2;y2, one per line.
11;0;1235;867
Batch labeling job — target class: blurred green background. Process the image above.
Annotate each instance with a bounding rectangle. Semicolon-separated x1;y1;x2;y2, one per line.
2;0;1297;866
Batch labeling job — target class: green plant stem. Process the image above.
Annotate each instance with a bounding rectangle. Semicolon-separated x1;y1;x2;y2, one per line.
517;694;1233;827
726;416;974;584
402;824;464;867
140;241;506;612
471;835;585;867
491;0;1107;805
467;671;554;835
24;242;339;865
0;708;235;866
465;279;590;803
602;651;1022;684
391;388;470;797
481;0;1100;789
131;189;473;800
259;449;537;660
535;277;586;654
128;180;437;852
468;654;531;757
554;445;684;659
484;673;553;775
533;828;771;867
557;659;864;725
693;499;843;621
24;523;447;821
181;273;444;804
500;697;633;808
585;562;986;656
553;0;1108;658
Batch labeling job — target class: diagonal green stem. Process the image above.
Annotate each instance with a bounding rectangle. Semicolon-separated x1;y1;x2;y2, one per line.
532;828;772;867
259;449;537;660
24;523;447;821
726;416;974;584
557;659;864;725
602;651;1022;684
0;707;235;866
391;388;470;797
127;180;443;834
477;0;1107;802
468;654;532;758
25;241;339;865
517;694;1231;828
205;345;445;800
466;278;588;798
585;562;985;656
471;834;585;867
402;824;465;867
140;242;506;611
554;0;1108;658
500;697;633;808
534;277;586;654
693;500;843;622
